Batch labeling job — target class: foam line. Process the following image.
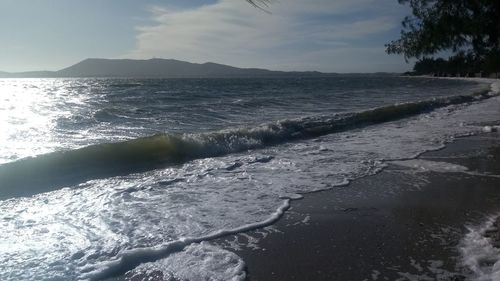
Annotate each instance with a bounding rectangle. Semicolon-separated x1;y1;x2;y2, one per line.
82;198;291;280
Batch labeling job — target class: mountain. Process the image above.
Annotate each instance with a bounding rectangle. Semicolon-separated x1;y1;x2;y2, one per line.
0;71;55;78
0;58;331;78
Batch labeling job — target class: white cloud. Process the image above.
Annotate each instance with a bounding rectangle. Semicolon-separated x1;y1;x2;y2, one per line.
125;0;407;72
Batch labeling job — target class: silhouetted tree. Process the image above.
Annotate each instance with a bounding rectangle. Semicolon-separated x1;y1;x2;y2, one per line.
483;52;500;77
387;0;500;58
412;54;482;76
387;0;500;74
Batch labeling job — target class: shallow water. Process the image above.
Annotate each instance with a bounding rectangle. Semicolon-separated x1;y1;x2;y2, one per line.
0;76;499;280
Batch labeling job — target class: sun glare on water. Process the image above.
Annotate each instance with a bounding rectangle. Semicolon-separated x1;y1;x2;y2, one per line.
0;79;86;163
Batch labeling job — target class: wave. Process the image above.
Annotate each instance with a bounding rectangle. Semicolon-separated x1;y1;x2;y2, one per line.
0;88;494;199
82;199;291;281
460;214;500;281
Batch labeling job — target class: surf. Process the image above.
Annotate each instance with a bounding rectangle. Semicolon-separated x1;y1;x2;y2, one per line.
0;87;494;199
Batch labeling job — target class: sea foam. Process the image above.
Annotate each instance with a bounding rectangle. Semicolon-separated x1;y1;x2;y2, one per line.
1;77;499;280
460;215;500;281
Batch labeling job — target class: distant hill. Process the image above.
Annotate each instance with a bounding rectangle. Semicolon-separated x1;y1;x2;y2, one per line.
0;71;55;78
0;58;333;78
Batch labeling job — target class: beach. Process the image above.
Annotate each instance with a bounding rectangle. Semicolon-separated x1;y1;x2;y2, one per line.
3;0;500;278
1;76;499;280
216;131;500;281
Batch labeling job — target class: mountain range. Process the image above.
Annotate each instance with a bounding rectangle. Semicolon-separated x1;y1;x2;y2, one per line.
0;58;332;78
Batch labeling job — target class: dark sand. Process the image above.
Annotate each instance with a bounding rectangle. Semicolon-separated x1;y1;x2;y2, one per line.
215;133;500;281
107;133;500;281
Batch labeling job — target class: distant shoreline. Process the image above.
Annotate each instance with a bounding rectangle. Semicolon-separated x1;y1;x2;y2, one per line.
0;58;406;79
0;58;334;79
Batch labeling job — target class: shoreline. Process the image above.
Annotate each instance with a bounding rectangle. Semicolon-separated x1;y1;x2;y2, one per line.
88;76;500;281
106;76;500;281
215;132;500;280
12;75;494;281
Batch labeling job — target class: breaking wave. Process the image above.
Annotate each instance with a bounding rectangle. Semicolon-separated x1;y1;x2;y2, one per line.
0;88;494;199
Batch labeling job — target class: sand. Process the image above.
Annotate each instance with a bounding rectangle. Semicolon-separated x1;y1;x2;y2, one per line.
215;132;500;281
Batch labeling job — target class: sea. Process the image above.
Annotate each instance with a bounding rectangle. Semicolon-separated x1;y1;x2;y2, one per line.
0;76;499;281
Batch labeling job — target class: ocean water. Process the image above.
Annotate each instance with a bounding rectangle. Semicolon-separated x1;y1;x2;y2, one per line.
0;76;499;280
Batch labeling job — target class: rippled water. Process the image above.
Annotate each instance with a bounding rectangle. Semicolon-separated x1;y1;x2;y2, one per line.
0;76;499;280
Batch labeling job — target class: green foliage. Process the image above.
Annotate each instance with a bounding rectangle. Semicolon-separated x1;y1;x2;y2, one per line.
483;52;500;73
412;54;482;75
386;0;500;61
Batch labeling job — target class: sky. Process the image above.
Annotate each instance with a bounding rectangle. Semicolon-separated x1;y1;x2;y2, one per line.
0;0;413;73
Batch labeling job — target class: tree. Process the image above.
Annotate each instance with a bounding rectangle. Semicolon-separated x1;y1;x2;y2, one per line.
483;52;500;76
411;54;483;76
386;0;500;69
413;57;443;74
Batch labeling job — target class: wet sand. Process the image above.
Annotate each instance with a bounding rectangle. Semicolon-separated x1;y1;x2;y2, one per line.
215;132;500;280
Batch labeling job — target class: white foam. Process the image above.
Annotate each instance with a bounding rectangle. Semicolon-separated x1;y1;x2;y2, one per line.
482;126;499;133
390;159;469;173
279;193;304;200
394;258;458;281
120;243;246;281
1;78;500;280
437;77;500;96
488;79;500;95
460;215;500;281
81;198;291;280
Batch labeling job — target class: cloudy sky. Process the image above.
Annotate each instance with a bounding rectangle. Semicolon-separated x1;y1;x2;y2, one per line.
0;0;413;73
